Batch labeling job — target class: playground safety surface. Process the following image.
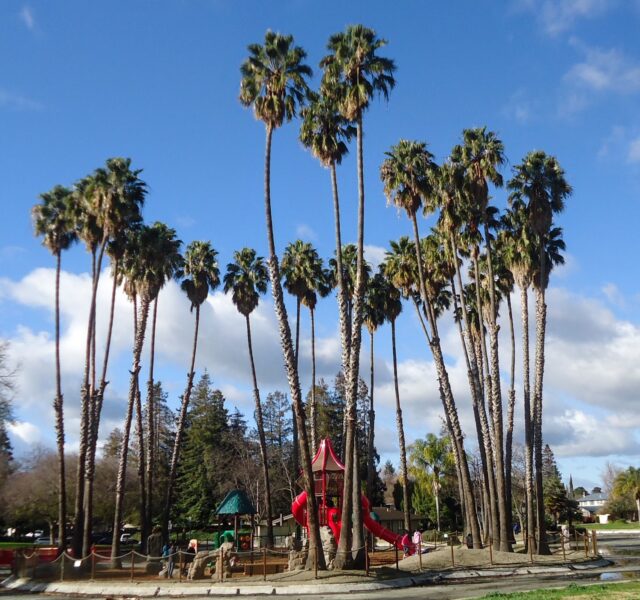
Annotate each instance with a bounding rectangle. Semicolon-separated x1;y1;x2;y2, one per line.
2;546;611;596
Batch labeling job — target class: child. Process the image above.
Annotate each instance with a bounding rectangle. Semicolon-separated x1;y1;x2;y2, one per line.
401;530;411;557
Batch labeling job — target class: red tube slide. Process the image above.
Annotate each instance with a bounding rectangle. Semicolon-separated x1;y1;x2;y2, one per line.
292;492;412;554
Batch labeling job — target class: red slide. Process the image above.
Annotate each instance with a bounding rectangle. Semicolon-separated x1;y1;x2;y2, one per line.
292;492;411;554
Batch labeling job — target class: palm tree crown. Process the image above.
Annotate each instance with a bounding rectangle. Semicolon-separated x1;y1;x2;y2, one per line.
380;140;438;217
181;241;220;311
320;24;396;121
223;248;269;317
239;31;312;130
300;92;356;167
32;185;78;255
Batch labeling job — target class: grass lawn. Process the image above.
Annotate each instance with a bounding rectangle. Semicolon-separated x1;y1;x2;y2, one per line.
481;581;640;598
579;521;640;530
0;542;39;548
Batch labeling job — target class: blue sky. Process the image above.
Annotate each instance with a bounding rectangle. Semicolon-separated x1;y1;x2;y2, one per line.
1;0;640;491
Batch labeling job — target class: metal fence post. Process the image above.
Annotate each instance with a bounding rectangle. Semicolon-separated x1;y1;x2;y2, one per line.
489;538;493;565
179;551;183;583
60;554;64;582
91;551;96;581
450;537;455;567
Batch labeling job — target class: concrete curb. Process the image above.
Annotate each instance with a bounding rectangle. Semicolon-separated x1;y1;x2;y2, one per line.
1;558;612;597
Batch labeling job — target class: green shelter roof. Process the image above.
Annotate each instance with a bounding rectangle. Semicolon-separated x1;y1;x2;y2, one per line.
215;490;256;516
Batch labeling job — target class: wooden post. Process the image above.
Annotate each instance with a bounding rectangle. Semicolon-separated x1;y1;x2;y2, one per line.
488;538;493;565
417;536;422;572
450;536;455;567
219;548;223;582
262;548;267;582
561;533;566;562
574;530;578;551
60;553;64;582
584;533;588;558
528;536;533;564
179;552;183;583
365;538;369;576
314;548;318;580
395;544;399;571
91;551;96;581
130;552;134;582
593;530;598;556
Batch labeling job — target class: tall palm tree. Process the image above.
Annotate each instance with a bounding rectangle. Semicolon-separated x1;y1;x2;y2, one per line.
111;223;181;566
321;25;395;568
454;128;509;551
240;31;324;568
501;199;536;549
300;92;355;383
508;151;571;555
164;240;219;536
71;158;146;557
223;248;273;546
362;272;386;504
32;185;78;551
381;141;482;547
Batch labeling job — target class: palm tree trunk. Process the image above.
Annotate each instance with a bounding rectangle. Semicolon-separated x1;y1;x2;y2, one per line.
520;284;537;554
533;279;550;554
410;214;481;548
134;377;147;553
53;252;66;553
144;297;158;538
163;303;201;539
262;124;325;570
482;224;510;552
366;330;375;503
292;298;300;502
73;240;106;557
472;254;500;549
391;319;411;532
111;297;150;567
82;259;120;556
335;114;366;570
505;293;516;545
246;315;274;548
330;161;351;384
310;307;317;453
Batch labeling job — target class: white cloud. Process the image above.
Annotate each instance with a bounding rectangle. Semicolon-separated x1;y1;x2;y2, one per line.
515;0;614;36
363;245;386;270
7;421;41;444
19;6;35;31
565;45;640;94
0;89;42;111
502;90;536;124
627;137;640;163
295;224;317;241
601;282;626;308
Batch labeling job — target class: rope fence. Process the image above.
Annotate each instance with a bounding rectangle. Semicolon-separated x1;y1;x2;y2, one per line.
6;528;600;583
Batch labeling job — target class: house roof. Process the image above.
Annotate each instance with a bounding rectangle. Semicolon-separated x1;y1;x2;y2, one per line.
578;493;607;503
215;490;256;515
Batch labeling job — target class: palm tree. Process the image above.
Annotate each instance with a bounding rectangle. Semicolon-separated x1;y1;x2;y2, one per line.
614;468;640;523
32;185;78;551
320;24;395;568
164;240;218;536
71;158;146;557
362;272;386;504
508;151;571;554
111;223;181;566
223;248;274;546
409;434;454;532
240;31;324;568
300;92;355;383
454;128;509;551
381;142;482;547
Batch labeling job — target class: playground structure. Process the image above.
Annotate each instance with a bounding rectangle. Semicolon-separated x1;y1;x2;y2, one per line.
291;438;412;554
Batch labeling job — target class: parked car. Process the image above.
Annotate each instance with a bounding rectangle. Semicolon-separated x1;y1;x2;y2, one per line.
35;536;53;545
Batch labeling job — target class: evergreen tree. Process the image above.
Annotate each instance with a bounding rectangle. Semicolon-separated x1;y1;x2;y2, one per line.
173;372;229;527
542;444;561;483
